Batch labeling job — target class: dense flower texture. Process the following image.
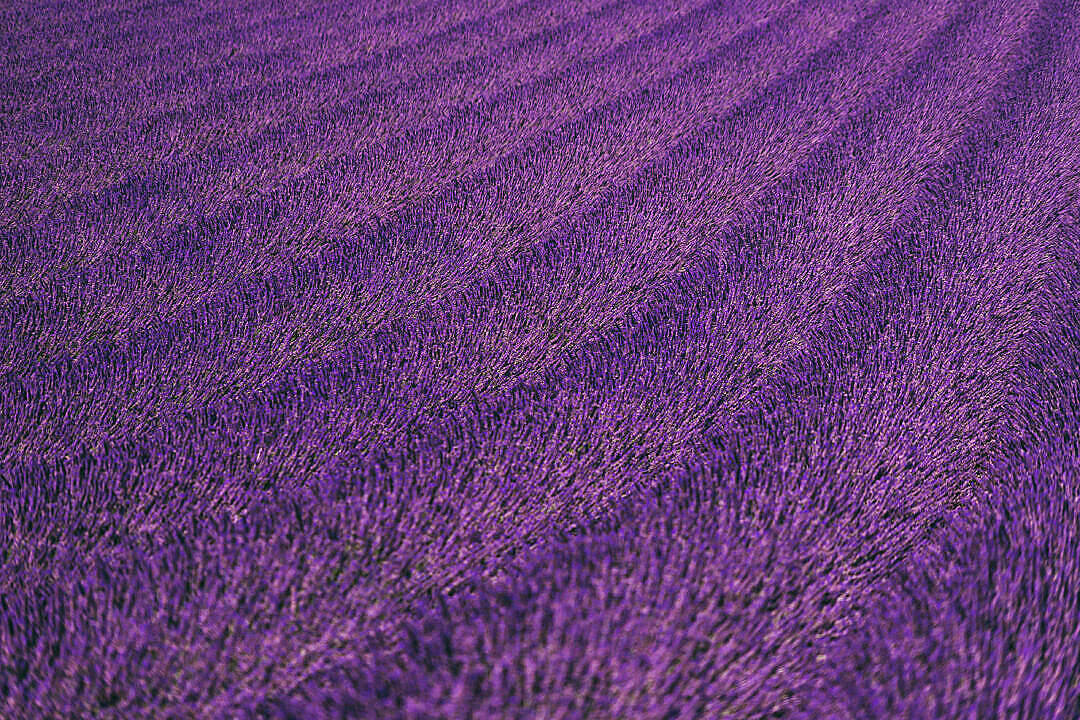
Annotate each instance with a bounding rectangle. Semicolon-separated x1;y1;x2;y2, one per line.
2;0;1080;716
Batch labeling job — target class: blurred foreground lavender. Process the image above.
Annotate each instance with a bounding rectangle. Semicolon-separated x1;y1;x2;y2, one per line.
2;0;1079;716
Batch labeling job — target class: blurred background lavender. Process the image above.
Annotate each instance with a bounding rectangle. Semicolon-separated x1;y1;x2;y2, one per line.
2;0;1079;716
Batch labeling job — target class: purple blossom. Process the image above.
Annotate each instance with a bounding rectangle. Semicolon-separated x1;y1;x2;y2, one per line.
2;0;1079;716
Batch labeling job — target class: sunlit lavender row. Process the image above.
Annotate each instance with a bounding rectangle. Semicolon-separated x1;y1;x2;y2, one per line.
2;0;1079;716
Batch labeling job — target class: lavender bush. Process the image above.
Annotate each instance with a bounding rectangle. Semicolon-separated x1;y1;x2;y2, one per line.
2;0;1079;716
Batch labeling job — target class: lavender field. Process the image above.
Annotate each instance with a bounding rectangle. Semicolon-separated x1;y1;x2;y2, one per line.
2;0;1080;716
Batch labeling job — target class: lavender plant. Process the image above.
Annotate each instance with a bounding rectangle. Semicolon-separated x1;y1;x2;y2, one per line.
2;0;1079;716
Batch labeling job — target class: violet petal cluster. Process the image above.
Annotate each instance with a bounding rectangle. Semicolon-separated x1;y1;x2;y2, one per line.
2;0;1079;717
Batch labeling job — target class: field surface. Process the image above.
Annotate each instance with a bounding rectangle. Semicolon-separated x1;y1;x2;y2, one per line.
2;0;1080;716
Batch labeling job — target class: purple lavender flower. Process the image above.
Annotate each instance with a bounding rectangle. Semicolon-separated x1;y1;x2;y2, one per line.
2;0;1079;716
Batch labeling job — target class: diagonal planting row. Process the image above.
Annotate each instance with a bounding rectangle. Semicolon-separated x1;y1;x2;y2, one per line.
1;0;859;456
4;0;1062;708
279;7;1080;714
3;0;782;321
5;0;1080;715
20;0;785;290
320;0;1049;596
1;0;613;223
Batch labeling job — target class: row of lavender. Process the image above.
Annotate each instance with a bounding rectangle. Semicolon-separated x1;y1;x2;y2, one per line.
3;0;1079;715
